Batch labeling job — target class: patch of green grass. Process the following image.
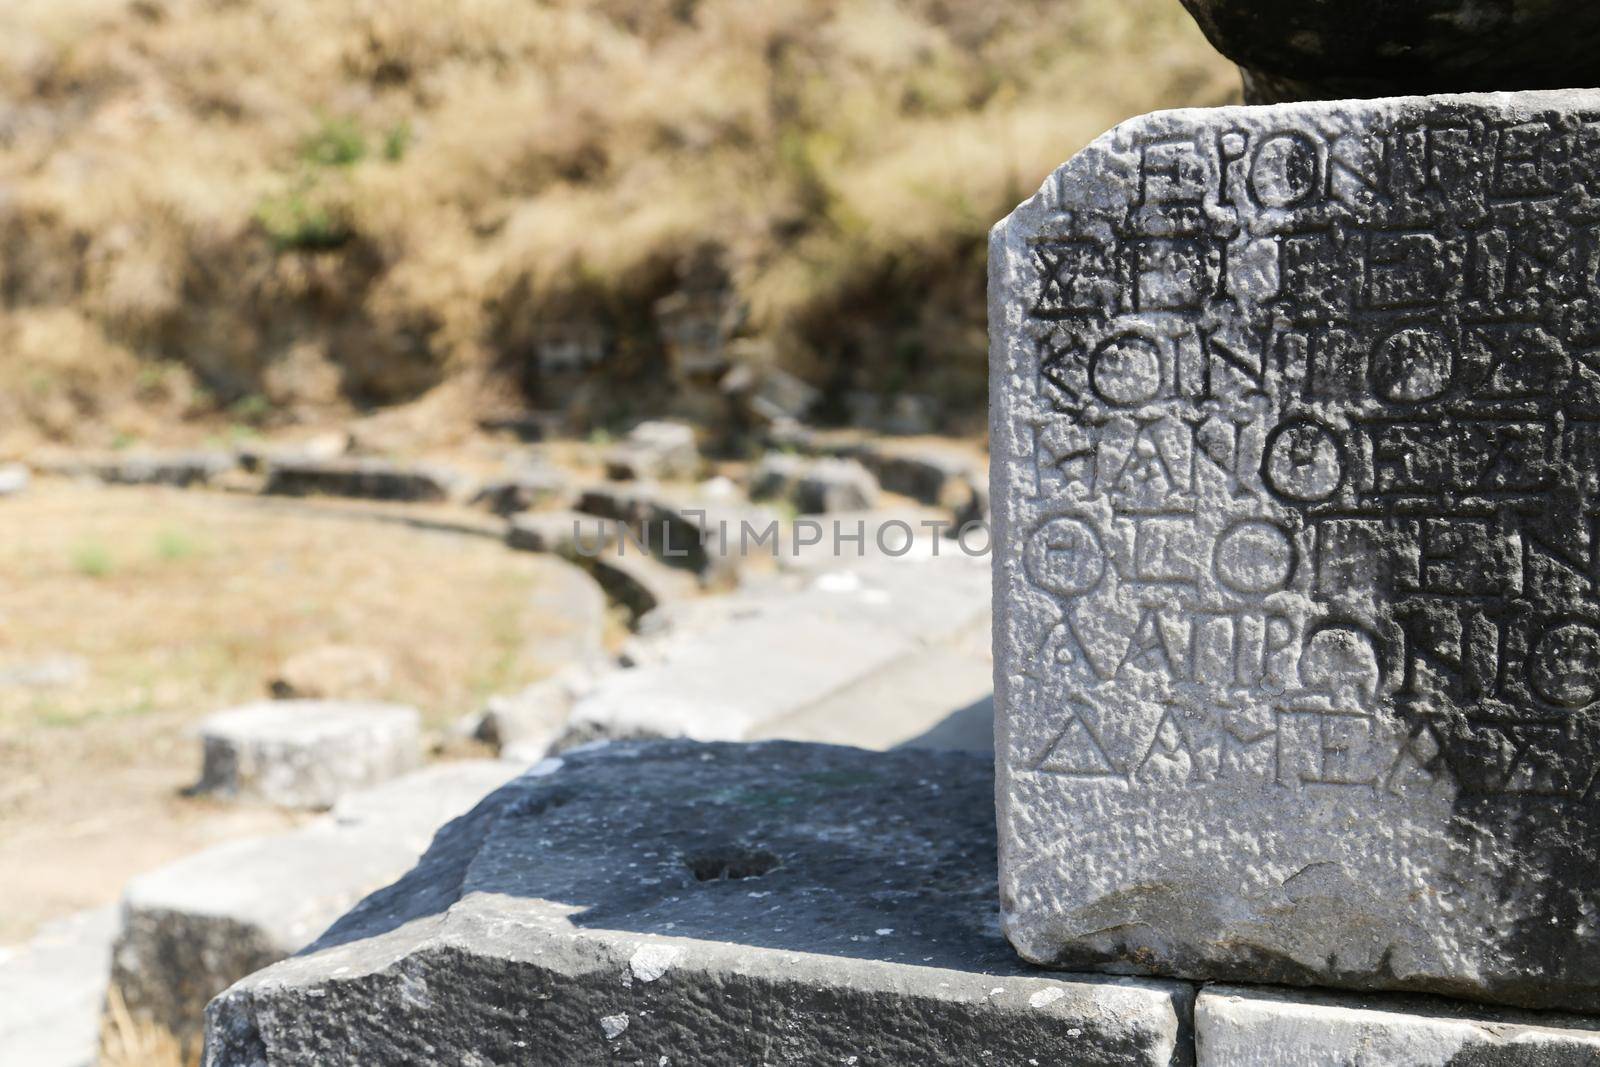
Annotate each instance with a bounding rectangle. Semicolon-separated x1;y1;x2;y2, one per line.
382;119;412;162
300;114;367;168
255;182;355;251
228;393;272;425
153;526;201;563
70;539;115;578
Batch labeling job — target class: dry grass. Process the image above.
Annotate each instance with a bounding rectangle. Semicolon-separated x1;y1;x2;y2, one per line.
0;0;1234;449
101;986;193;1067
0;481;602;942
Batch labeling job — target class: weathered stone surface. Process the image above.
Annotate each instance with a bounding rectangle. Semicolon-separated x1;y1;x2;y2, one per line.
115;761;519;1049
576;483;780;588
470;465;573;515
195;701;421;810
990;90;1600;1009
603;420;700;481
268;645;392;700
1177;0;1600;105
1196;985;1600;1066
261;457;464;502
564;550;990;747
204;741;1194;1067
857;440;984;515
505;509;614;556
751;453;881;513
44;450;235;488
0;907;116;1067
474;665;603;757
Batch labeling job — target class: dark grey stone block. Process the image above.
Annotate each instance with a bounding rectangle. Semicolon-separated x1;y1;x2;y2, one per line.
204;741;1194;1066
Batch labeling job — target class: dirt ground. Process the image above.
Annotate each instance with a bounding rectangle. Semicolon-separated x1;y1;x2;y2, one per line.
0;481;606;945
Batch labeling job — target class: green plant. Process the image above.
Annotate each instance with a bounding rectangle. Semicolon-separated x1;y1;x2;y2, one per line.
382;119;412;162
154;526;200;562
300;114;367;168
71;540;115;578
255;180;354;251
228;393;272;425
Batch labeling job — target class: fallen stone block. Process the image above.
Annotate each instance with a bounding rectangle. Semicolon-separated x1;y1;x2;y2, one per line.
1195;985;1600;1066
114;760;518;1051
603;420;699;481
505;510;615;556
194;701;421;810
474;666;603;757
204;741;1194;1067
576;484;779;588
44;450;236;488
261;457;465;503
470;465;574;516
989;89;1600;1009
0;906;117;1067
576;548;699;625
751;453;880;514
857;442;981;511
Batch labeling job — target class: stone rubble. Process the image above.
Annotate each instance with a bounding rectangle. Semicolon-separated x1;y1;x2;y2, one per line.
261;457;466;503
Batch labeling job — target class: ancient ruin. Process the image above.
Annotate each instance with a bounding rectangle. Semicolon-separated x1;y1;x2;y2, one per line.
990;90;1600;1010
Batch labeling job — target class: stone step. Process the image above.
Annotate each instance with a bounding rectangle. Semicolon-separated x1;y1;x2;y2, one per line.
202;741;1192;1067
261;457;467;503
563;550;991;748
112;760;521;1049
1196;985;1600;1065
0;907;118;1067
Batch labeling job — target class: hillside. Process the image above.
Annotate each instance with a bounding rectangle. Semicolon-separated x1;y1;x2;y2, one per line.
0;0;1233;452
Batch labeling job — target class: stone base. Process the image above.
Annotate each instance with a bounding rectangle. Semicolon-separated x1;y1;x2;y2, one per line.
194;700;421;810
204;742;1193;1066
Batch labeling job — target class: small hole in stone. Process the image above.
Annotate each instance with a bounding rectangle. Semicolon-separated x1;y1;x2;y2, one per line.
685;846;780;882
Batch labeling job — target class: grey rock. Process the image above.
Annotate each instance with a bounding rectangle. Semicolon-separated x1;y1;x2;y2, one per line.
0;907;117;1067
1176;0;1600;104
261;457;465;502
475;667;601;754
204;741;1194;1067
194;701;421;810
114;761;518;1049
857;441;983;512
604;420;700;481
505;509;615;556
0;462;30;496
1196;985;1600;1065
576;483;781;589
470;465;573;516
989;90;1600;1010
575;547;700;625
751;453;881;513
720;361;819;424
45;450;236;488
236;433;347;473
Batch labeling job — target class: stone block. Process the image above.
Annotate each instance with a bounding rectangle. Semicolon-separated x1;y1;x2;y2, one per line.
990;90;1600;1009
45;450;235;488
204;741;1193;1066
470;465;574;515
505;509;615;556
1195;986;1600;1066
857;442;982;512
113;761;518;1049
261;457;464;502
751;453;881;513
0;907;117;1067
194;701;421;810
564;551;990;747
603;420;699;481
